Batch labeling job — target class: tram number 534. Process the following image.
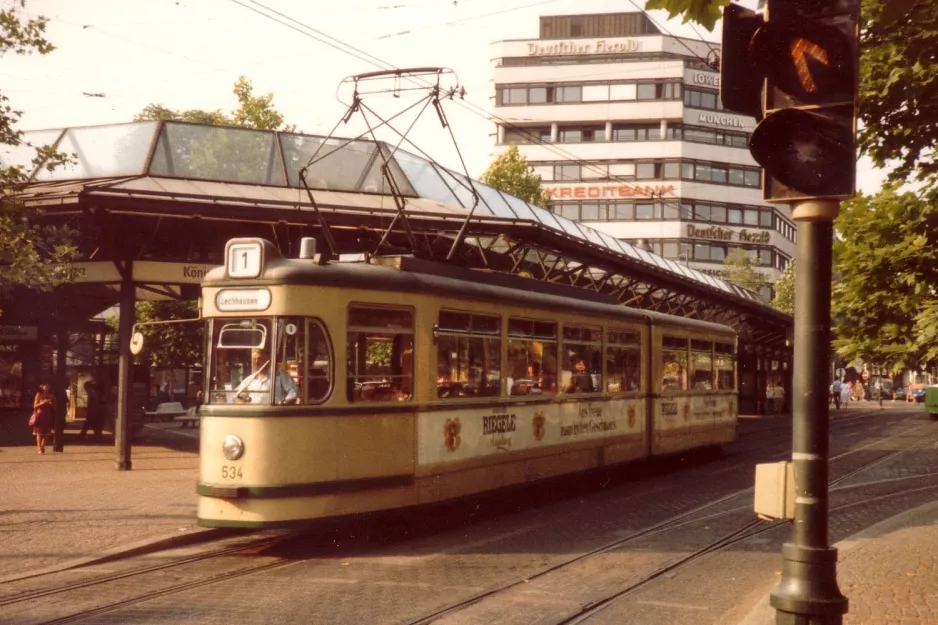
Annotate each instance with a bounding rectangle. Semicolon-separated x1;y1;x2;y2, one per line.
221;466;243;479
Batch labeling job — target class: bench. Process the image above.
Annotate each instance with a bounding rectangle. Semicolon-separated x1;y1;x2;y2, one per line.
145;402;187;424
175;406;200;429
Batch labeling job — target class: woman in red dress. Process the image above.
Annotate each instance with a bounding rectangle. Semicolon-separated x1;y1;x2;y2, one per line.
32;384;55;454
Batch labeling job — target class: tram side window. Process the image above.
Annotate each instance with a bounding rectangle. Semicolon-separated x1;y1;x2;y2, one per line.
661;335;688;392
275;317;304;405
606;329;641;392
507;318;558;396
347;306;414;402
690;340;713;390
561;324;603;394
436;310;501;399
307;321;333;403
715;342;736;390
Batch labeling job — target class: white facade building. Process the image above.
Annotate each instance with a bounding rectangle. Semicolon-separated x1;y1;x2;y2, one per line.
490;12;796;300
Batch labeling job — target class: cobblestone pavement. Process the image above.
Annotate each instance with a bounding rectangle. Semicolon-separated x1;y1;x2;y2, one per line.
0;413;209;582
1;406;935;625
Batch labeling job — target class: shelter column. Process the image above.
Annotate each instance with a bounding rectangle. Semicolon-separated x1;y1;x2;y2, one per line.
53;330;67;452
115;263;135;471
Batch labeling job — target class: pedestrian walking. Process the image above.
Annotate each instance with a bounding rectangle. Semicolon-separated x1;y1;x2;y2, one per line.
79;381;103;438
840;382;851;408
831;379;842;410
765;382;775;415
30;383;55;454
773;381;785;415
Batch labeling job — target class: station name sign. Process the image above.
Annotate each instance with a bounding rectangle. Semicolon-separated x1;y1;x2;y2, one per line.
687;224;770;243
545;184;675;200
527;39;640;56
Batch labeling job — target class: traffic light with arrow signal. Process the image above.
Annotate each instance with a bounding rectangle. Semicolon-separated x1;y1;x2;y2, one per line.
720;0;860;203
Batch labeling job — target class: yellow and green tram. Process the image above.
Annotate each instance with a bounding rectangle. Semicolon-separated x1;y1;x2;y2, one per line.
197;238;737;528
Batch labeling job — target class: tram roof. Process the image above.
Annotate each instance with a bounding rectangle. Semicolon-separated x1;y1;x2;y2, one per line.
7;121;769;304
205;249;736;338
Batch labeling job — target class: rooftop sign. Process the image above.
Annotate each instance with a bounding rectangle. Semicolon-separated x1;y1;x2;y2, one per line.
526;39;641;56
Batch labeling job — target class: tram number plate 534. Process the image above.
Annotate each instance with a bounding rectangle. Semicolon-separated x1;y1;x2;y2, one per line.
221;466;243;479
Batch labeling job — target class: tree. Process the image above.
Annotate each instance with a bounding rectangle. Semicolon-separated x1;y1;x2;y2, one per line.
0;1;77;316
131;78;296;368
831;185;938;372
721;248;767;294
646;0;938;186
134;76;295;132
481;143;549;208
133;301;202;369
772;259;795;315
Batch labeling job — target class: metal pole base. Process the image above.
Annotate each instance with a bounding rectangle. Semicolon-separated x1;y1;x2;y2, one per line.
771;543;848;624
116;460;133;471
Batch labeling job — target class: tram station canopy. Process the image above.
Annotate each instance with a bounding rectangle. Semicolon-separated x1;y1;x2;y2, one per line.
6;121;791;348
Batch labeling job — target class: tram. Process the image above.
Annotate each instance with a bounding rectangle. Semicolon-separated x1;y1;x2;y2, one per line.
196;238;737;528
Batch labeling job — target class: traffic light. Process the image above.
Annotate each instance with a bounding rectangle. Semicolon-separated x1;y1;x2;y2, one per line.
720;0;860;202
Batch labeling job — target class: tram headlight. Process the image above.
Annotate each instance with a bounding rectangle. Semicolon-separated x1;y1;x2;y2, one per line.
222;435;245;461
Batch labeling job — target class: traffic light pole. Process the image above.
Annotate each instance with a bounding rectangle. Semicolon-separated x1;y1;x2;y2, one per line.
771;200;848;624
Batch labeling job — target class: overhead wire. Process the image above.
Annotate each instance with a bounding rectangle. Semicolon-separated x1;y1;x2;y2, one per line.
230;0;788;252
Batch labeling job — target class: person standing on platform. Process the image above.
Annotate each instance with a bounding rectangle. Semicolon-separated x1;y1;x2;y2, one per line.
831;379;842;410
79;381;103;438
31;383;55;454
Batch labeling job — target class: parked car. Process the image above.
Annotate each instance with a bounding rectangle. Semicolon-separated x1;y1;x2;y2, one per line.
911;384;927;403
893;387;907;401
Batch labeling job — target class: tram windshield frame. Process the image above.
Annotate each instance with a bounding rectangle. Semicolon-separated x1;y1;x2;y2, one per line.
206;317;333;406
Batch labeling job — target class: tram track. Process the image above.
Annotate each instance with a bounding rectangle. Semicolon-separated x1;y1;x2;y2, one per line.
402;418;938;625
9;414;933;625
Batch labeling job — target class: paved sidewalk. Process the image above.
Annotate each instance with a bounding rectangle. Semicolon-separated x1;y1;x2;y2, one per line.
737;505;938;625
0;412;213;583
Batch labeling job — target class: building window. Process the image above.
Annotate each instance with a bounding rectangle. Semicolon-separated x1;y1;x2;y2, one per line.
636;162;657;179
529;87;550;104
554;164;580;181
610;83;637;100
501;87;527;105
684;88;722;111
635;202;656;219
637;83;659;100
556;85;582;103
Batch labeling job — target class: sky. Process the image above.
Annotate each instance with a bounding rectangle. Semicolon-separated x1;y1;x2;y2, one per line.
5;0;887;190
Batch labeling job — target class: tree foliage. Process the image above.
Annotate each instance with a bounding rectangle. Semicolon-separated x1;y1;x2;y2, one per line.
644;0;730;31
134;76;295;132
481;143;549;208
771;259;795;315
831;185;938;372
721;247;767;294
858;0;938;185
134;301;203;368
0;1;77;316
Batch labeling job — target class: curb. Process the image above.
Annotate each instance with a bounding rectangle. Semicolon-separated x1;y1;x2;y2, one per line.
0;526;232;584
734;499;938;625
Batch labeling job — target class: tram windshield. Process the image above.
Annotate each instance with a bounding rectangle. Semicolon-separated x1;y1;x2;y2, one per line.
207;317;332;406
210;319;275;405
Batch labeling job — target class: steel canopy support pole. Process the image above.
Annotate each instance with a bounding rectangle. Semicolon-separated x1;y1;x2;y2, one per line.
770;200;847;624
53;330;68;452
115;266;134;471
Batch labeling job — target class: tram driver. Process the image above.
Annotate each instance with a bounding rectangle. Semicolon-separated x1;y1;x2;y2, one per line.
235;348;299;405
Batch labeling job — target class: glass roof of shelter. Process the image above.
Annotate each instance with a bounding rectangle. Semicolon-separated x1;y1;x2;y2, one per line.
5;121;761;303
